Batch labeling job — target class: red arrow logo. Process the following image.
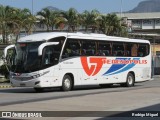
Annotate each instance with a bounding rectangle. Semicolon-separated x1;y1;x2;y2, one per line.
81;57;106;76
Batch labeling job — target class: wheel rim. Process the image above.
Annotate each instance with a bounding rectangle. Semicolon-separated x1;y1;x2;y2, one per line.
64;78;71;89
128;76;133;85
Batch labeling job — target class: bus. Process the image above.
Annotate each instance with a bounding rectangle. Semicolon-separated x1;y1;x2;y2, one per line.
4;32;151;92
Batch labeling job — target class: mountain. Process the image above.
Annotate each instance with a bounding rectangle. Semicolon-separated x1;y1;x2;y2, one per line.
128;0;160;13
43;6;62;11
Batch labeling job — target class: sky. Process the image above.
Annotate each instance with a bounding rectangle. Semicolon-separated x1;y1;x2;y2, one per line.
0;0;145;14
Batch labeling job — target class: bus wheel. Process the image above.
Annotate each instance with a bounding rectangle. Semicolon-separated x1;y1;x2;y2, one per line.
34;88;44;92
61;75;73;91
124;73;135;87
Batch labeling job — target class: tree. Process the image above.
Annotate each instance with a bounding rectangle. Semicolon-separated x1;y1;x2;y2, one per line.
0;5;36;43
37;8;51;31
98;15;108;34
50;11;66;31
61;8;79;32
81;10;100;33
37;8;65;32
0;5;16;43
98;13;127;36
21;9;36;35
12;8;36;40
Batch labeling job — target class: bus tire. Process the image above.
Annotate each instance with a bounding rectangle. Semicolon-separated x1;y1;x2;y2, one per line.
123;73;135;87
61;75;73;91
34;88;44;92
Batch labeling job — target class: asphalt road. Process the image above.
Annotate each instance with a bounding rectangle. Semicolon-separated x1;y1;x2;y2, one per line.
0;77;160;120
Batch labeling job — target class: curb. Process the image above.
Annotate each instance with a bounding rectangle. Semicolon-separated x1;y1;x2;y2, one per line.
153;75;160;78
0;85;12;88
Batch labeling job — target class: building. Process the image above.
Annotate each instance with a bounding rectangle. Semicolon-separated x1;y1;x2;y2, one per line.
116;12;160;54
116;12;160;75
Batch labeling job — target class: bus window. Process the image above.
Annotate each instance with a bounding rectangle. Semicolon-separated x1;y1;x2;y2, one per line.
48;37;65;46
62;39;81;58
112;43;124;56
124;43;132;57
42;46;54;67
42;44;61;68
145;44;149;56
81;40;96;56
97;41;111;56
131;44;138;57
138;44;149;57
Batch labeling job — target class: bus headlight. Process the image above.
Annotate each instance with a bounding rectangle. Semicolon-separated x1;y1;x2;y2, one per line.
31;71;50;79
11;71;50;81
32;74;41;79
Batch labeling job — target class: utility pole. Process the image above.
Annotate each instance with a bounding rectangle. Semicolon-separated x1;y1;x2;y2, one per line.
120;0;123;19
32;0;34;15
120;0;123;36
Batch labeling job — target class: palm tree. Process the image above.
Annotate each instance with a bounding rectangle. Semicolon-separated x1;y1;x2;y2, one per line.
50;11;66;31
81;10;100;33
49;11;58;31
98;13;127;36
0;5;16;43
21;9;36;35
12;8;36;40
106;14;121;36
37;8;65;32
98;15;108;34
0;5;36;43
54;15;66;31
61;8;79;32
37;8;51;31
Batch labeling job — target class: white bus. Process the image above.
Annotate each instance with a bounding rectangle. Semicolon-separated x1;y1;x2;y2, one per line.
4;32;151;92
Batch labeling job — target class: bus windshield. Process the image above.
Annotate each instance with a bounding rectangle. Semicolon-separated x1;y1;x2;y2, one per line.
11;42;43;73
10;37;65;73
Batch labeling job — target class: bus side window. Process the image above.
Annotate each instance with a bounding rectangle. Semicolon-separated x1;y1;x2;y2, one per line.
112;43;124;56
97;42;111;56
42;46;54;67
145;44;149;55
82;40;96;56
48;36;65;60
138;44;148;57
131;44;138;57
125;43;132;57
62;39;80;58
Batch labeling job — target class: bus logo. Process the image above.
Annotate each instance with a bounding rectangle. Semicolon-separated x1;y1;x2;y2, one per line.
81;57;105;76
81;57;147;76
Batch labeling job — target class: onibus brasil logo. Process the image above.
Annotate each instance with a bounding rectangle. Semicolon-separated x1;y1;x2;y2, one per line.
80;57;147;76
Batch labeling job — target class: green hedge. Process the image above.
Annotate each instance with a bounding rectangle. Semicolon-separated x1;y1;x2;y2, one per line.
0;64;9;79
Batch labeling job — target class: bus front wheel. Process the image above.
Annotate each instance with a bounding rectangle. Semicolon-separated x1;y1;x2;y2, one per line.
61;75;73;91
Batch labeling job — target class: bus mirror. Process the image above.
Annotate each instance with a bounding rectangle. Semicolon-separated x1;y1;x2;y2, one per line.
4;45;15;59
38;42;59;56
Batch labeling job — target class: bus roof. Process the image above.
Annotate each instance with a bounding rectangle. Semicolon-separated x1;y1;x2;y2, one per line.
18;32;150;44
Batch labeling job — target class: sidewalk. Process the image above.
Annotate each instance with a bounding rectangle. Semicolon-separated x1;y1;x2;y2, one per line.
153;75;160;78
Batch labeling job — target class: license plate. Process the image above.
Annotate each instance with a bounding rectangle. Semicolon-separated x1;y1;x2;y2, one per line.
20;83;26;87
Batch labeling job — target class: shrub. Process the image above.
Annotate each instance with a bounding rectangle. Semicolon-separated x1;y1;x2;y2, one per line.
0;64;9;79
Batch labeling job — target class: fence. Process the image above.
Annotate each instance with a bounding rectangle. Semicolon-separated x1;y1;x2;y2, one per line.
153;56;160;75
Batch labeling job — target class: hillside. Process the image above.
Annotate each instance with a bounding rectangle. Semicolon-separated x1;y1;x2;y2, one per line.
129;0;160;13
42;6;62;11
